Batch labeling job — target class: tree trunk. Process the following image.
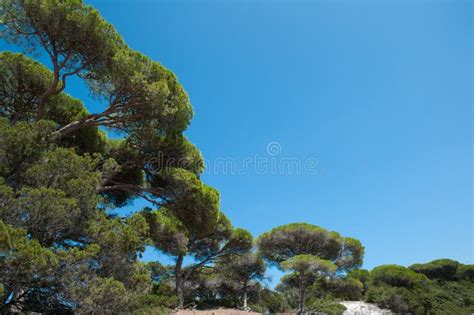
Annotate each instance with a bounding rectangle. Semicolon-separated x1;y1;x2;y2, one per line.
242;281;249;310
175;255;185;309
37;66;60;121
299;274;305;314
176;276;185;309
243;291;248;309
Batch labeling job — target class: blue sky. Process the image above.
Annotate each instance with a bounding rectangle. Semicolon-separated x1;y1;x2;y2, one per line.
3;0;472;286
88;0;470;281
87;0;473;282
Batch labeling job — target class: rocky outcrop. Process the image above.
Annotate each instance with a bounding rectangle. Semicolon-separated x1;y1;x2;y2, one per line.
340;301;393;315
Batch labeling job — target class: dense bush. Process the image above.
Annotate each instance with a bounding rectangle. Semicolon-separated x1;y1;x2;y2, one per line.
409;259;459;281
347;269;370;293
307;296;347;315
365;285;425;313
336;278;363;300
121;293;172;315
319;277;364;300
371;265;428;288
249;288;290;313
456;264;474;281
363;261;474;314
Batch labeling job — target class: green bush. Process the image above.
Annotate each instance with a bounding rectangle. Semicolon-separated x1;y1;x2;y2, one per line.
348;269;370;283
121;293;171;315
365;261;474;315
320;277;363;300
371;265;428;288
456;264;474;281
250;288;289;313
347;269;370;293
307;296;346;315
409;259;459;281
365;285;416;313
151;282;178;308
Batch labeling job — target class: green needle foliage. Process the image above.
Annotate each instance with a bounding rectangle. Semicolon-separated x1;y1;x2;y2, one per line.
142;205;253;308
320;260;474;315
214;253;267;309
409;258;460;281
370;265;428;289
280;255;337;312
0;0;124;119
257;223;364;313
257;223;364;273
362;261;474;314
0;0;247;312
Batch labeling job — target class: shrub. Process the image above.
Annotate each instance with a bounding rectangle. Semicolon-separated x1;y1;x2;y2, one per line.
409;259;459;281
347;269;370;293
250;288;289;313
121;293;171;315
307;296;346;315
321;277;363;300
456;264;474;282
365;286;410;313
371;265;428;288
365;266;474;315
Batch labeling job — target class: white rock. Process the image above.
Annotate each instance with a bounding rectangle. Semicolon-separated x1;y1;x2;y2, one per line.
340;301;393;315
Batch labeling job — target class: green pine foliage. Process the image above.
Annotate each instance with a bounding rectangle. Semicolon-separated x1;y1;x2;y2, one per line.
363;261;474;314
306;296;347;315
0;0;252;312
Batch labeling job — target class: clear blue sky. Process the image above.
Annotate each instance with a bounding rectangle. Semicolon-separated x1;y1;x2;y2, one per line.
6;0;473;285
92;0;472;280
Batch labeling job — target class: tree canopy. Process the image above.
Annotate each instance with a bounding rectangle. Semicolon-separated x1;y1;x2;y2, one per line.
409;259;459;281
257;223;364;313
280;254;337;312
257;223;364;272
0;0;250;312
142;205;253;308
